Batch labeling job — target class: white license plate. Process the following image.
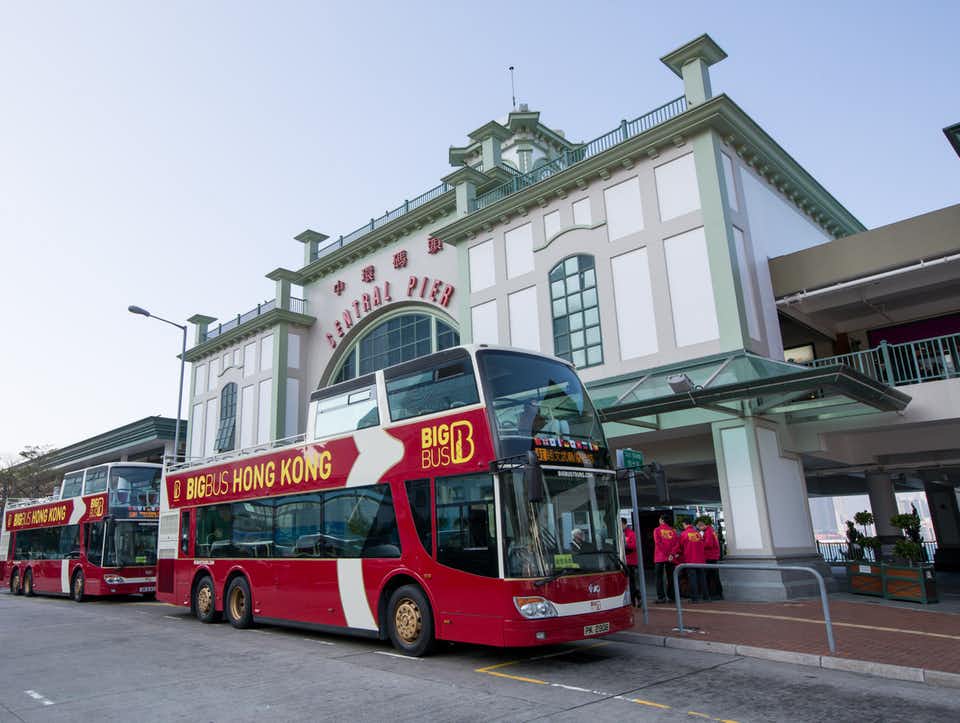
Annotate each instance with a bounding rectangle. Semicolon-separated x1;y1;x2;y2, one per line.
583;622;610;636
139;586;156;593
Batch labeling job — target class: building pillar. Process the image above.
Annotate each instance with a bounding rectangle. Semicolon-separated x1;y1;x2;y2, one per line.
187;314;217;345
925;481;960;571
294;229;329;267
270;322;290;442
866;472;901;548
442;166;489;218
267;268;300;311
660;34;728;108
713;418;834;600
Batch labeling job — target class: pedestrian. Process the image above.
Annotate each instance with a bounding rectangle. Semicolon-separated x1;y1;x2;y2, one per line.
653;514;679;603
622;518;640;607
697;518;723;599
679;519;708;602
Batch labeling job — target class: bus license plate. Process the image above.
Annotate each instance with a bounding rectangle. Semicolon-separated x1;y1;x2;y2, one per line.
139;586;156;593
583;622;609;636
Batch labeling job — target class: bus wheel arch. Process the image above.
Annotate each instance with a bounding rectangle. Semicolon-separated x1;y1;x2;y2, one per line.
384;581;436;657
10;567;21;595
224;574;254;629
23;568;35;597
192;571;221;623
377;573;426;640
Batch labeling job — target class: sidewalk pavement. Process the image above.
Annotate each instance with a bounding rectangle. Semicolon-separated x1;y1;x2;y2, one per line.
623;596;960;683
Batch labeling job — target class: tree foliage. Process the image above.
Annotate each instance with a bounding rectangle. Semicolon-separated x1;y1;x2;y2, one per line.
0;445;57;512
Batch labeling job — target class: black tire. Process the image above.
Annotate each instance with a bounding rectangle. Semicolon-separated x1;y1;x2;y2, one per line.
71;571;86;603
10;568;21;595
387;585;435;657
193;576;221;623
225;577;254;629
23;569;35;597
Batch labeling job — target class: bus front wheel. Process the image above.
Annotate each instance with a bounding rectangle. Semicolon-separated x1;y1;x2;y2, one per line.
387;585;435;657
225;577;254;629
71;571;86;603
10;568;21;595
194;576;221;623
23;569;35;597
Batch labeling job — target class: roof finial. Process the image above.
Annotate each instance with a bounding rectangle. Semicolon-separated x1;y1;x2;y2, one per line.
509;65;517;110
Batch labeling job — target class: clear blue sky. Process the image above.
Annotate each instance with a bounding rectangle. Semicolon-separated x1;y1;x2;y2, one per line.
0;1;957;459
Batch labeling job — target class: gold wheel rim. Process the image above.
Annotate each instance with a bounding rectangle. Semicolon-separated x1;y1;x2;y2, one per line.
229;586;246;620
25;574;31;594
197;585;213;616
74;576;82;598
394;598;422;644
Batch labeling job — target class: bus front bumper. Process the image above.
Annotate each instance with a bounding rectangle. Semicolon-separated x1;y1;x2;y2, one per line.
502;604;634;647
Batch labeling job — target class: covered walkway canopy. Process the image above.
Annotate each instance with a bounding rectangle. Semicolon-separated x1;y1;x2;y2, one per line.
588;351;911;435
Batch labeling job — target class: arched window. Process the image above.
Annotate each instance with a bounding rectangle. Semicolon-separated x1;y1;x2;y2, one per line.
332;313;460;384
550;255;603;368
215;383;237;452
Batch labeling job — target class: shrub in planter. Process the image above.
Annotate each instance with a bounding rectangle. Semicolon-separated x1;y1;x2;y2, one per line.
893;539;924;566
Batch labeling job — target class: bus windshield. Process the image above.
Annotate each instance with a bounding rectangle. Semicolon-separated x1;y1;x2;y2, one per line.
109;466;161;517
477;350;609;468
102;520;157;567
500;468;620;578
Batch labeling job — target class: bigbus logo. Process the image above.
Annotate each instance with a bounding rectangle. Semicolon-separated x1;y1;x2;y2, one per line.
421;420;474;469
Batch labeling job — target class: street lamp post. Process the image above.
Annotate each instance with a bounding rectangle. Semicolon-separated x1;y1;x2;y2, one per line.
129;305;187;463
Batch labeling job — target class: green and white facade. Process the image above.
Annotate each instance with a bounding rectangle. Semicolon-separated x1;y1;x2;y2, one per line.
181;35;960;599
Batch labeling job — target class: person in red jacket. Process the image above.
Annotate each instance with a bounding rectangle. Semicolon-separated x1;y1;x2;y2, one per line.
652;514;679;603
679;520;708;602
621;518;640;606
698;519;723;599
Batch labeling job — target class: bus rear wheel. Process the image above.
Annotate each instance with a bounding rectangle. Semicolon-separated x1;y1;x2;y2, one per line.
71;571;86;603
387;585;435;657
194;576;221;623
10;569;21;595
23;569;35;597
225;577;254;629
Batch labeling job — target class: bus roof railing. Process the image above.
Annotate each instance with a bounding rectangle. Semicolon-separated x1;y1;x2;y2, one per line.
164;433;307;474
4;495;60;510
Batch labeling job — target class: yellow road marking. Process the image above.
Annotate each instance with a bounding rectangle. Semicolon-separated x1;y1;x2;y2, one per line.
688;713;712;719
484;670;549;684
632;698;671;709
670;607;960;641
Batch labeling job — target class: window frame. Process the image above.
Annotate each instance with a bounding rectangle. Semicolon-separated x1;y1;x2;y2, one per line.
550;254;604;369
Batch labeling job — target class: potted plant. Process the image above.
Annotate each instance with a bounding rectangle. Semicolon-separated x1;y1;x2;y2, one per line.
843;511;883;596
883;510;937;604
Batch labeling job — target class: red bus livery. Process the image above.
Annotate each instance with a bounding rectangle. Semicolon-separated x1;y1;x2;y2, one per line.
157;346;633;655
1;463;162;601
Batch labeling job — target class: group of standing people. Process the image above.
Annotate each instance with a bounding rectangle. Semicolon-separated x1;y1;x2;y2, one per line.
652;515;722;603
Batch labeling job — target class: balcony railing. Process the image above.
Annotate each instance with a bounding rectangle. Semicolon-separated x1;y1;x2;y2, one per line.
309;182;453;263
469;96;688;212
817;540;937;564
202;297;307;342
806;333;960;387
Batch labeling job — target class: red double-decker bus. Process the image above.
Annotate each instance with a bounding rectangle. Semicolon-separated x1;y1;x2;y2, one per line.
157;346;632;655
1;463;161;601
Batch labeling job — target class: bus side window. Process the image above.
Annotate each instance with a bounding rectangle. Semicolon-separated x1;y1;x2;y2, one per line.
85;522;104;566
435;473;497;577
180;511;191;557
404;479;433;556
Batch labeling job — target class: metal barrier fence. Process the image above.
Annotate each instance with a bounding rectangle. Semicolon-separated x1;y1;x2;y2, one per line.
816;540;938;564
672;563;836;653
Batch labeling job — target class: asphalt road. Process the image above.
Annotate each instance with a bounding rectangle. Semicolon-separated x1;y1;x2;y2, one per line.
1;590;957;722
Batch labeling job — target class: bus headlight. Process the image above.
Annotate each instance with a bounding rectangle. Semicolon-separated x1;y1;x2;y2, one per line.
104;575;125;585
514;596;558;619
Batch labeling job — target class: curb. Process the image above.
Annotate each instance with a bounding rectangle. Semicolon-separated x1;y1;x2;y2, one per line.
609;631;960;690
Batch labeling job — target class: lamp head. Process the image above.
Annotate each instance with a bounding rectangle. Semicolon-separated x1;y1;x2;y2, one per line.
128;305;151;317
666;372;694;394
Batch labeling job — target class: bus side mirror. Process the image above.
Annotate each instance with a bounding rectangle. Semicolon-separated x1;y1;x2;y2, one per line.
525;451;544;503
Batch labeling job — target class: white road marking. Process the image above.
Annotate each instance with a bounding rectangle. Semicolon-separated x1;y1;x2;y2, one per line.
25;690;54;706
303;638;336;645
374;651;423;661
163;615;187;621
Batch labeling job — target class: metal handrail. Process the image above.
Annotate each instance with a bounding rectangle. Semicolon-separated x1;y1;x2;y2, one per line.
164;433;307;473
805;333;960;387
470;96;688;212
672;562;836;653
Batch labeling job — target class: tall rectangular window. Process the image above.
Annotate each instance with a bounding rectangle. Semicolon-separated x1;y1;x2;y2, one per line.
543;210;561;240
190;403;204;456
664;227;719;347
471;300;498;345
655;152;701;221
243;342;256;377
194;364;207;396
604;176;644;241
721;152;740;212
288;334;301;370
572;197;592;226
468;239;495;292
508;285;541;352
208;358;219;392
504;222;534;278
285;378;299;438
257;380;272;444
260;335;274;371
203;398;218;456
611;248;658;359
240;385;255;448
